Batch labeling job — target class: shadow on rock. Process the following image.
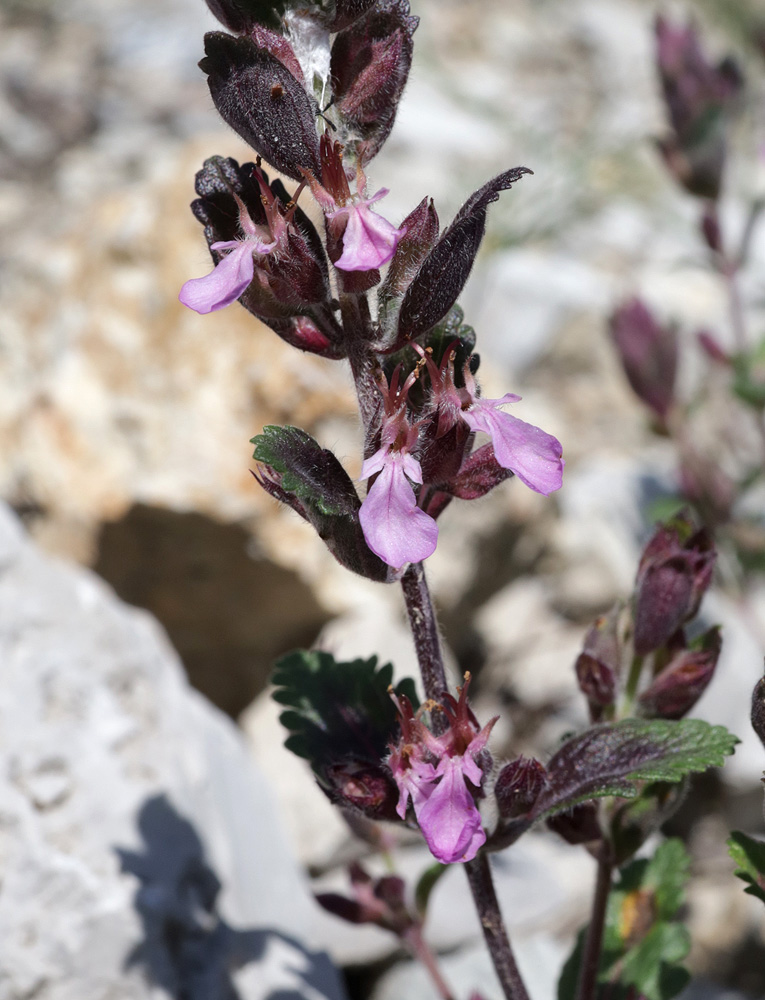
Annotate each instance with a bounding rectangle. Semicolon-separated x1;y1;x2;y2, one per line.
117;795;342;1000
94;504;331;718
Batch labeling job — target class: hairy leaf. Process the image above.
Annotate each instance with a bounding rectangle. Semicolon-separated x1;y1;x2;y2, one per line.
252;425;392;581
534;718;738;821
272;648;418;775
397;168;531;342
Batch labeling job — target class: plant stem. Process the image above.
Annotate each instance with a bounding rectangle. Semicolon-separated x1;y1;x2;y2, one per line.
620;654;644;717
400;562;531;1000
404;924;456;1000
400;562;448;704
464;854;531;1000
576;843;614;1000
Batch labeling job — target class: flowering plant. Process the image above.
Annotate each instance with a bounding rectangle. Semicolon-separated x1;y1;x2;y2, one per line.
179;4;762;999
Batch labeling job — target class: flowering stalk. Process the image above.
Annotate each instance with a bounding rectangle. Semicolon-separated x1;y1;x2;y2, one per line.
398;558;530;999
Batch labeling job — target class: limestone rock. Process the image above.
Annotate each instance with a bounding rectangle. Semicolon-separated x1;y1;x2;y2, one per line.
0;503;346;1000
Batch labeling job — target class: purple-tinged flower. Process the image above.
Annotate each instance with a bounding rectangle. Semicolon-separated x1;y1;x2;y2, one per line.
302;135;405;273
418;344;564;496
359;366;437;570
328;188;405;271
460;394;563;495
387;677;497;864
179;195;276;314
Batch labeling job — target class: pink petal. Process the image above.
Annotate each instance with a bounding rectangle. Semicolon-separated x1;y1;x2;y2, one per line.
334;203;405;272
179;241;254;314
359;455;438;569
415;757;486;864
391;758;437;819
463;402;563;495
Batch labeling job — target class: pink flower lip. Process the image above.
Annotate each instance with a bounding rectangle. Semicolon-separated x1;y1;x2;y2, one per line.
359;447;438;570
179;234;276;315
329;188;406;272
462;397;564;496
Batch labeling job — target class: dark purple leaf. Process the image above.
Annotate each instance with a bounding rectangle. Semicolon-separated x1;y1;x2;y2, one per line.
397;167;531;342
530;718;737;822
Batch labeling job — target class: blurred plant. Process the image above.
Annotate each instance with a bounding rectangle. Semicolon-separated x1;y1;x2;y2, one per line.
610;14;765;583
180;4;742;999
727;672;765;910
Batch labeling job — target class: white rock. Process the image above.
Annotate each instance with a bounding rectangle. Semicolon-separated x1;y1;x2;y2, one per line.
0;504;346;1000
371;933;568;1000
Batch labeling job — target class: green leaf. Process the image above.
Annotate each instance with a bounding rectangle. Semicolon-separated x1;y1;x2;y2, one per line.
620;924;691;1000
611;781;688;866
732;338;765;410
728;831;765;905
272;648;418;779
252;425;358;518
252;425;391;582
414;862;448;919
533;718;738;822
559;840;692;1000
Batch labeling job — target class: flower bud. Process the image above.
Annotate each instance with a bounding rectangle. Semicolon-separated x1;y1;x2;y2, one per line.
328;0;378;32
316;863;413;934
325;761;401;821
609;299;677;421
205;0;286;33
654;16;743;200
638;627;721;720
697;330;730;366
752;673;765;751
330;1;419;162
700;205;722;254
575;606;622;719
546;802;602;846
495;756;548;820
633;513;715;656
377;196;440;343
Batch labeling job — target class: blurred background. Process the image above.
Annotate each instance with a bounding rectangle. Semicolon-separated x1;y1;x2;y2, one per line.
2;0;765;998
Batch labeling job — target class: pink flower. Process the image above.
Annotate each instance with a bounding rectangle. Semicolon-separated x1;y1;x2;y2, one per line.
301;137;405;273
179;193;277;314
359;367;437;570
414;751;487;863
387;678;497;864
419;344;564;496
461;394;564;495
328;188;405;272
359;447;437;570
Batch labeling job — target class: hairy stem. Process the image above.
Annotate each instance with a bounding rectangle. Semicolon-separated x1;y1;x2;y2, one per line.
576;843;614;1000
342;293;382;454
400;562;531;1000
464;854;531;1000
400;562;447;704
404;925;456;1000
